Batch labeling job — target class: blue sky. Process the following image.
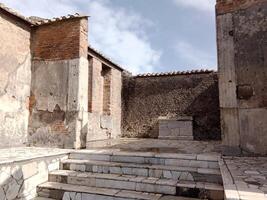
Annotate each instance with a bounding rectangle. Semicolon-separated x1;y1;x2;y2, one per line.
2;0;217;74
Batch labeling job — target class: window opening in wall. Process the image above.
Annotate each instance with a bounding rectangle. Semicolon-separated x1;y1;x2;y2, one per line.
101;64;111;115
88;55;93;112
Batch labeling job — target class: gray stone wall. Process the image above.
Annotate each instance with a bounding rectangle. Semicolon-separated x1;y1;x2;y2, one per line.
122;73;221;140
216;0;267;155
0;11;31;148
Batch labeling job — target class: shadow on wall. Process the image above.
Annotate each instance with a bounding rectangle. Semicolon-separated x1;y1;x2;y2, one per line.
185;83;221;140
122;73;221;140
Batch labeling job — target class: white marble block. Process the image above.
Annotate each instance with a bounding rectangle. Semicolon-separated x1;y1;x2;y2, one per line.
158;116;193;140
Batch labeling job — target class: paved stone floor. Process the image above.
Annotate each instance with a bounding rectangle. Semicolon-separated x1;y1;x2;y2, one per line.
223;156;267;200
86;138;223;154
0;147;70;164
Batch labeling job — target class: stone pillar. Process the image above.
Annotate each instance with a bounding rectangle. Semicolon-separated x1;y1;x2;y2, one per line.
29;17;89;149
216;0;267;155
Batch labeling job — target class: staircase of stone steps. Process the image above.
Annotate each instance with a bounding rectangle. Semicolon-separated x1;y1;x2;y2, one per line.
36;150;224;200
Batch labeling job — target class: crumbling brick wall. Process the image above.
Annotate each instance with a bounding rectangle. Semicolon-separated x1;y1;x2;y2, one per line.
31;18;88;60
0;10;32;148
122;72;221;140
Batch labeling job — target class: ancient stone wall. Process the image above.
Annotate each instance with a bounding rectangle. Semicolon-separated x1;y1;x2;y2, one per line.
29;18;89;149
216;0;267;154
0;10;31;148
122;72;221;140
86;55;122;145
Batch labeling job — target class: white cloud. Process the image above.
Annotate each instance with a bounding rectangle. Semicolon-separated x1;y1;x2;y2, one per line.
87;1;161;74
174;41;217;70
173;0;216;12
1;0;161;74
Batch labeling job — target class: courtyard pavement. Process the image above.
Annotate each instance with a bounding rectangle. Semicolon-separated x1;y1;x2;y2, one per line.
221;156;267;200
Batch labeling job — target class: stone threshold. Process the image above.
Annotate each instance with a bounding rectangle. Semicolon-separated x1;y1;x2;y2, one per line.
72;149;220;161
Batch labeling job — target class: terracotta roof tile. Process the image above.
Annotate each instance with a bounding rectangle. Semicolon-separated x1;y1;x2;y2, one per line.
33;13;88;26
0;3;33;24
88;46;127;72
135;69;216;77
0;3;88;26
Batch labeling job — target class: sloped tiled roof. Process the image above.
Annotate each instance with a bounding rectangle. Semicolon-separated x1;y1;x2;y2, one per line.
0;3;33;24
135;69;216;77
0;3;88;26
30;13;88;26
88;46;127;72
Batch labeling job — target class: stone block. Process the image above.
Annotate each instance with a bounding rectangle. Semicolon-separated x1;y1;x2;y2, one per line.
4;178;21;200
158;117;193;140
132;168;148;177
149;169;163;178
122;167;133;175
70;153;111;162
100;115;113;130
68;176;96;187
22;162;38;179
110;167;122;174
111;156;145;164
70;164;86;172
0;187;4;200
179;127;193;136
96;179;136;190
11;166;23;180
163;171;172;179
48;162;59;171
144;158;164;165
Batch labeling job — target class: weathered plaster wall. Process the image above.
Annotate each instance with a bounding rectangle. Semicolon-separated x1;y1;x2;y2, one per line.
29;18;89;149
217;0;267;154
28;59;88;148
122;73;221;140
0;11;31;148
86;56;122;145
111;69;122;138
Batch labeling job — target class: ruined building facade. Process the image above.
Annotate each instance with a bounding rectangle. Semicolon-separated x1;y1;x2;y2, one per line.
0;5;123;149
0;0;266;155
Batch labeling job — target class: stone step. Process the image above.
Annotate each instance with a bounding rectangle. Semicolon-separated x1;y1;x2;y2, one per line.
159;197;201;200
49;170;224;199
158;136;194;140
61;159;222;184
37;182;164;200
70;150;220;169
